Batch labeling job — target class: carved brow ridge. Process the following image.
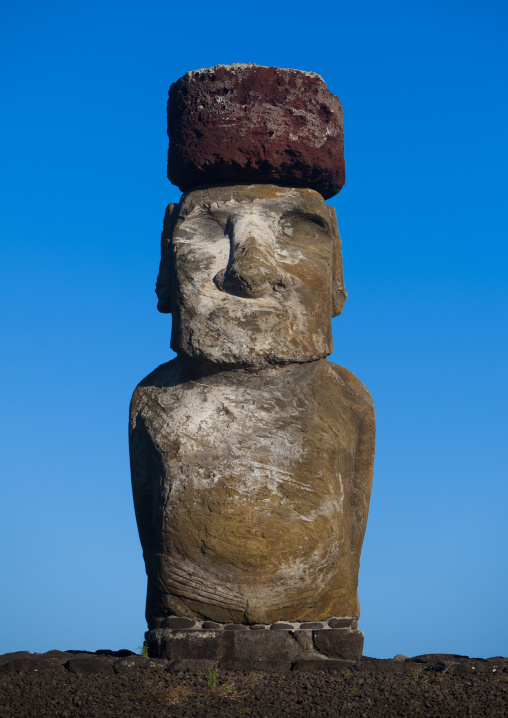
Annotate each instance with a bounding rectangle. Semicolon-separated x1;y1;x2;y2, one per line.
179;205;330;231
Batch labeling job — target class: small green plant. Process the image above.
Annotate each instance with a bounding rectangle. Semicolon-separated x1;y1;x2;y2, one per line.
339;668;352;678
237;709;251;715
200;660;237;699
349;687;359;695
404;667;425;683
204;661;220;689
137;640;149;657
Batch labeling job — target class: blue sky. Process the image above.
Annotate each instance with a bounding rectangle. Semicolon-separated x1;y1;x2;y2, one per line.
1;0;506;658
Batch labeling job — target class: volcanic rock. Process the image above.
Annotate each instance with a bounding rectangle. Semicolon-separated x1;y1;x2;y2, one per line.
167;63;345;199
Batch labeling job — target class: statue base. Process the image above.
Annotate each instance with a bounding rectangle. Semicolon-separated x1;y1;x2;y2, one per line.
145;617;364;669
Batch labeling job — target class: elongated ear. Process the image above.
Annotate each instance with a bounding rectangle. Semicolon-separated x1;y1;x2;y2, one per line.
328;206;347;317
156;203;179;313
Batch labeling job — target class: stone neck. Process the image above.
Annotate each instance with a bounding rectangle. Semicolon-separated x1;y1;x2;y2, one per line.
175;353;327;387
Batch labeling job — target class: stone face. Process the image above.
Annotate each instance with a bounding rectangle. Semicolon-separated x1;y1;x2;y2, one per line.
167;64;345;200
156;185;347;367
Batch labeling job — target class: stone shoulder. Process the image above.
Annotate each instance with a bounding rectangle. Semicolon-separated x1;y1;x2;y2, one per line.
130;359;181;414
324;362;375;415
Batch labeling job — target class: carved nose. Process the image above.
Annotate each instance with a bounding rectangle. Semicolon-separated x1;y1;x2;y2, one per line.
214;223;291;298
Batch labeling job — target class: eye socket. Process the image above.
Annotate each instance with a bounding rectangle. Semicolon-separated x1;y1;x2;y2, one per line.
177;213;229;242
281;210;329;228
278;211;331;243
299;212;330;231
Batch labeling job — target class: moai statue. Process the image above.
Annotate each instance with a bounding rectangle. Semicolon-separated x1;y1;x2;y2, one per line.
130;64;375;665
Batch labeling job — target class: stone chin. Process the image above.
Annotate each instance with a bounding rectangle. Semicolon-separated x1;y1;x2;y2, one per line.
171;291;334;368
157;184;346;368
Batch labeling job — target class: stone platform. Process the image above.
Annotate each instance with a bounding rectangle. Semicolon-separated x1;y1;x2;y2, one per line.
145;617;363;668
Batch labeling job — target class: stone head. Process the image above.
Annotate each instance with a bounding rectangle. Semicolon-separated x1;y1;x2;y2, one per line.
156;183;347;368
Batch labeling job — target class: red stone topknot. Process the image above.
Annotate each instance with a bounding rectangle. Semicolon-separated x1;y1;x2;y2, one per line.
167;63;345;200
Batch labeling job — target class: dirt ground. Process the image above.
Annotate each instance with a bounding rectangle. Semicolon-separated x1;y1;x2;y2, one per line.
1;650;507;717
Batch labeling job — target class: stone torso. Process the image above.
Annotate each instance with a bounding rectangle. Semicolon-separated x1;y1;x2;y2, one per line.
130;357;375;625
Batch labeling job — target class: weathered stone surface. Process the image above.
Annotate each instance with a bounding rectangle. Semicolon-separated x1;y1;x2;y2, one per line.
0;657;65;674
65;657;115;675
131;354;374;624
312;629;364;661
164;616;195;629
328;618;354;628
95;649;135;658
113;656;166;673
291;630;315;654
300;622;324;629
130;69;375;656
147;627;364;663
42;650;72;660
0;652;34;666
130;184;374;626
270;623;295;630
147;628;308;663
450;661;495;675
411;653;470;663
148;617;163;629
156;185;347;365
167;64;345;200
